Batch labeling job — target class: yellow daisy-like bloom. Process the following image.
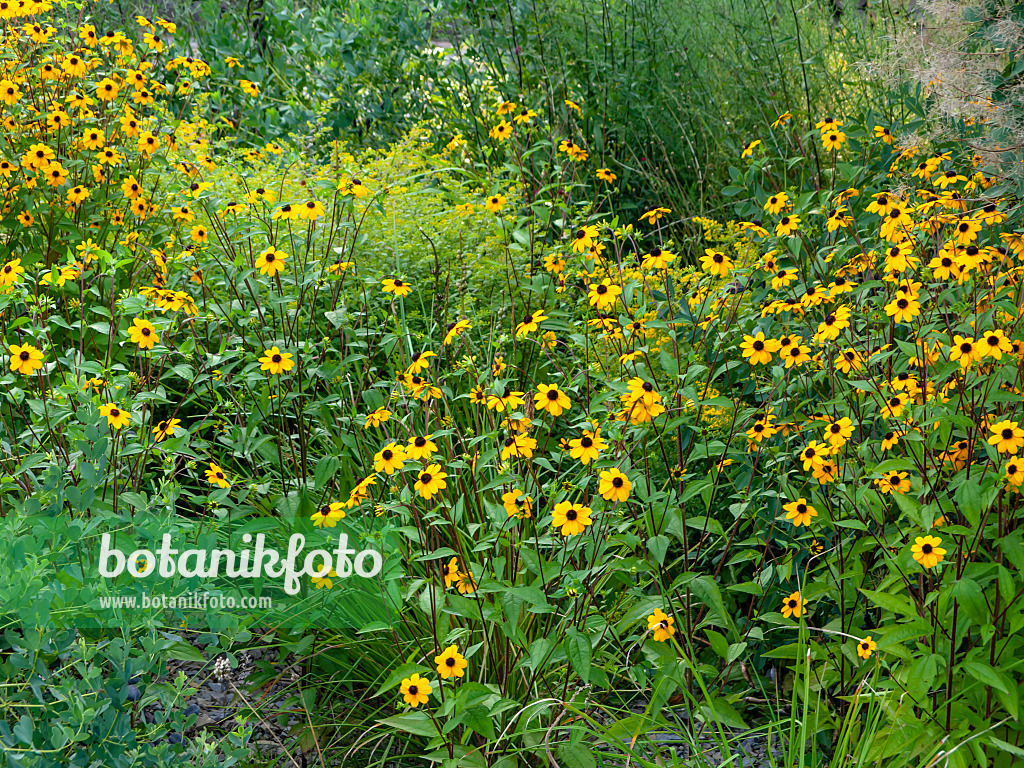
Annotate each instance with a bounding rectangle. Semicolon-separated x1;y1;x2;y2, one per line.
259;346;294;374
568;428;606;465
255;247;287;276
0;258;25;287
570;224;599;253
128;318;159;349
239;79;259;96
502;489;533;518
856;636;877;660
485;193;506;213
311;502;346;528
299;200;325;220
373;442;406;475
152;418;182;442
783;498;817;527
598;468;632;502
414;464;448;500
911;535;946;569
535;383;571;417
444;319;471;345
99;403;131;430
205;462;230;489
588;279;622;310
382;278;412;297
552;500;593;536
364;407;392;429
486;387;526;413
400;674;432;707
647;609;675;642
515;309;548;337
596;168;617;182
699;248;732;276
739;332;781;365
435;645;468;679
775;215;801;237
989;420;1024;454
780;591;805;619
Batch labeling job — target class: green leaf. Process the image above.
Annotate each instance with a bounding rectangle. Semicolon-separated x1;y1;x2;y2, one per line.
378;712;437;738
565;628;591;684
706;629;729;659
859;588;917;618
647;535;669;565
556;744;597;768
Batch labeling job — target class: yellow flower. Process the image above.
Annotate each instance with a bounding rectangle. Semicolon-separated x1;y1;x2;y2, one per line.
502;489;533;519
400;674;432;707
535;384;571;416
239;79;260;96
414;464;448;500
205;462;230;489
552;500;593;536
128;318;159;349
382;278;412;297
99;403;131;430
259;346;294;374
911;535;946;569
435;645;468;679
485;193;506;213
780;591;805;619
311;502;346;528
856;636;877;659
255;247;287;276
783;498;817;527
647;609;675;641
152;418;182;442
588;279;622;310
598;468;632;502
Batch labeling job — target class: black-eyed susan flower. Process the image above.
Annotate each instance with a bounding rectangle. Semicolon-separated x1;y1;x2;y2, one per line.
647;609;675;641
500;433;537;460
598;468;632;502
515;309;548;337
205;462;230;489
783;498;817;527
128;318;159;349
587;279;622;310
487;387;525;413
382;277;412;297
485;193;506;213
876;470;911;494
152;418;182;442
259;346;294;374
781;591;806;619
856;636;877;659
815;306;851;341
255;247;287;276
406;351;436;375
415;464;448;500
699;248;732;276
435;645;468;679
99;403;131;430
364;407;392;428
596;168;617;182
406;434;438;461
0;259;24;287
1004;461;1024;487
821;130;846;151
400;674;432;707
489;120;512;140
763;193;789;215
885;295;921;323
836;348;863;374
444;319;471;345
782;339;811;368
374;443;406;475
741;139;762;158
311;502;346;528
271;203;300;221
552;500;593;536
568;428;606;465
980;329;1012;359
911;535;945;569
989;420;1024;454
775;215;801;237
740;332;781;366
535;383;571;416
571;224;599;253
502;489;533;519
799;441;831;471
